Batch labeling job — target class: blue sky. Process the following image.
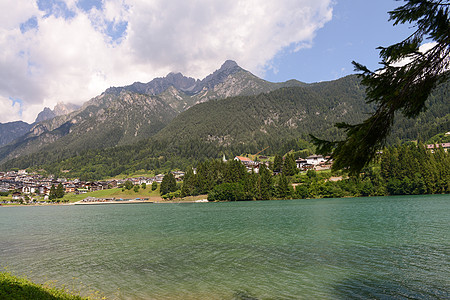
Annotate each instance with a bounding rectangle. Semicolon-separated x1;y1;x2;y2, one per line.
0;0;417;123
266;1;414;83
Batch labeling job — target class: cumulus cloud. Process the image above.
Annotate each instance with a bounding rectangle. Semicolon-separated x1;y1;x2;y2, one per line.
0;0;334;123
0;96;22;123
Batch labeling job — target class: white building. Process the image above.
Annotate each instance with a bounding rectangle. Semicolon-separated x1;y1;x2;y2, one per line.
306;155;326;165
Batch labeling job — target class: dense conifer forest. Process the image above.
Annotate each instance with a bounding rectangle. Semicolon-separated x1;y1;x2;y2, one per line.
173;143;449;201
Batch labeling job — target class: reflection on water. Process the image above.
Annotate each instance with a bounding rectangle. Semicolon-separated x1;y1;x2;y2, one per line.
1;195;449;299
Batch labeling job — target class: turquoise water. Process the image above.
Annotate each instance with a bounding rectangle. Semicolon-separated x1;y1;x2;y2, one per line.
1;195;449;299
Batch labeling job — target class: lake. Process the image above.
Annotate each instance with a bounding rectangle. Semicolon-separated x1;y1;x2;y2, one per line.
1;195;449;299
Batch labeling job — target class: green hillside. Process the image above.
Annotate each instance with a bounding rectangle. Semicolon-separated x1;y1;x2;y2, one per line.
1;76;448;180
0;91;177;164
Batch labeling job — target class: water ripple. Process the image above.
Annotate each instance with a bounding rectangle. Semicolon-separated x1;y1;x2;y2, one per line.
1;195;449;299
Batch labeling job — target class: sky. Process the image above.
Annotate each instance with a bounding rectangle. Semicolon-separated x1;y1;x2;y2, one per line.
0;0;417;124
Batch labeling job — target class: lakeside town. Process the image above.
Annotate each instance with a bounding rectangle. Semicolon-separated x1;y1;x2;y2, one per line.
0;153;335;204
0;169;185;204
1;141;449;205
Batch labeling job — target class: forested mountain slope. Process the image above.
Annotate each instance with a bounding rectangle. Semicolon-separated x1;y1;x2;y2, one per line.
0;91;177;164
0;121;32;147
153;75;370;149
2;76;447;180
0;61;304;165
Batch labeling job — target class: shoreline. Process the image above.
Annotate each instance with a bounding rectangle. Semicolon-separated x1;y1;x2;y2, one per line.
0;198;209;207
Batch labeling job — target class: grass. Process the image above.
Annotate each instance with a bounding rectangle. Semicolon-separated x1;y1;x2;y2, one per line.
1;186;206;205
62;186;164;203
0;271;91;300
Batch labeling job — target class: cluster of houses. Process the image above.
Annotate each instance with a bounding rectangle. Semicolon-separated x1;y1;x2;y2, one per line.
426;142;450;152
0;170;185;203
234;154;332;173
234;142;450;173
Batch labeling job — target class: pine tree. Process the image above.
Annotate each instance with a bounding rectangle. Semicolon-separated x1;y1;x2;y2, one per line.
259;164;273;200
313;0;449;174
276;174;291;199
181;168;196;197
56;183;65;198
273;155;283;173
49;184;57;200
283;153;298;176
160;172;177;196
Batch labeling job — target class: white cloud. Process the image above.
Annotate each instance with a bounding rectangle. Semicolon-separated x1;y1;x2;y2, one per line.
0;96;22;123
0;0;39;29
0;0;334;123
390;42;438;68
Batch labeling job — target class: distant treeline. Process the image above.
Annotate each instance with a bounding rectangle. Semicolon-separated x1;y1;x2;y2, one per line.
163;143;450;201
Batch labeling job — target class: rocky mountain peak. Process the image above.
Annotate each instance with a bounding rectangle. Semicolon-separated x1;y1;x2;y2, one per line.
197;60;243;91
220;60;239;70
53;102;80;116
163;72;198;92
34;102;80;123
35;107;56;123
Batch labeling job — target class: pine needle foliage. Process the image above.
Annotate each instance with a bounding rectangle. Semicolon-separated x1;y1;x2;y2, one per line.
312;0;450;174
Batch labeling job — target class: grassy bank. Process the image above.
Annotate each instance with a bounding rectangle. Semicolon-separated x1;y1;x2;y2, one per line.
62;187;163;203
0;271;90;300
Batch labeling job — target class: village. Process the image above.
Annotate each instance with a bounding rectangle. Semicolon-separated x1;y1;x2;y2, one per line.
0;169;186;204
0;152;337;205
2;141;448;205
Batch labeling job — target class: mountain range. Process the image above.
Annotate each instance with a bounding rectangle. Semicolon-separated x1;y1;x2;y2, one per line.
0;60;448;177
0;60;304;164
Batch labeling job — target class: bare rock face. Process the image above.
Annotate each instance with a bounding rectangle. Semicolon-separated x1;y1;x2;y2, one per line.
102;60;298;113
53;102;80;116
35;107;56;123
35;103;80;123
0;60;305;164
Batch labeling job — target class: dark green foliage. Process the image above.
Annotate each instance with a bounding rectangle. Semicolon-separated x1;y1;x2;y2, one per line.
49;183;65;200
178;159;277;200
313;0;449;174
259;164;273;200
208;183;244;201
49;184;57;200
380;143;450;194
276;174;292;199
306;170;317;179
273;155;283;172
141;183;146;189
181;168;196;197
124;180;133;190
162;190;181;200
56;183;65;199
224;159;247;183
160;172;177;196
133;185;140;193
192;143;449;200
283;153;298;176
151;181;158;191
